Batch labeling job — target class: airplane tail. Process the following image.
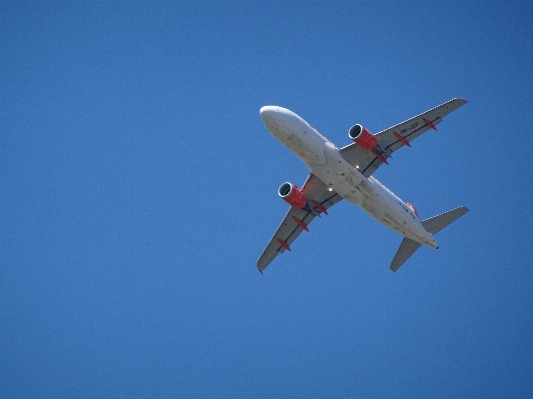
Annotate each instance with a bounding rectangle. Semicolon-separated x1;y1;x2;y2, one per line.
390;206;469;272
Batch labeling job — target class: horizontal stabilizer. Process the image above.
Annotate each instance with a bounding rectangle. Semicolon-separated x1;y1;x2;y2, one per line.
390;238;422;272
421;206;469;235
390;206;469;272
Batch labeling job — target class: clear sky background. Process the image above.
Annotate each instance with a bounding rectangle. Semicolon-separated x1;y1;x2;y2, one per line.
2;2;532;398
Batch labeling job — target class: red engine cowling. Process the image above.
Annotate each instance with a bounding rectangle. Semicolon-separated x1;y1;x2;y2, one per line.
348;124;377;150
278;182;307;209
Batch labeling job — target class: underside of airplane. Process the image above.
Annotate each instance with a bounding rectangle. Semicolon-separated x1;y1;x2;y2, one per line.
257;99;469;273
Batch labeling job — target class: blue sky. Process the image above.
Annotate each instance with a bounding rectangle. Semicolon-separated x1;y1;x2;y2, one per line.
2;2;532;398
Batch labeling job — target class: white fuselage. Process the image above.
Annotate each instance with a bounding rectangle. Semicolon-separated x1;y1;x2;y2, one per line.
260;106;438;248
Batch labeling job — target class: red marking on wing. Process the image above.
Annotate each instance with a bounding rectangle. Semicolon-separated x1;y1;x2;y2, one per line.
422;117;437;131
292;216;309;231
277;238;291;251
311;199;328;215
372;150;389;165
393;131;411;147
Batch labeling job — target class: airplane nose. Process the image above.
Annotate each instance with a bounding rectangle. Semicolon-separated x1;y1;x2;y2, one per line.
260;106;276;121
260;106;281;130
260;105;299;137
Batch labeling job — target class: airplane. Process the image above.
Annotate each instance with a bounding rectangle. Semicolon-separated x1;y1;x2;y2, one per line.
257;98;469;274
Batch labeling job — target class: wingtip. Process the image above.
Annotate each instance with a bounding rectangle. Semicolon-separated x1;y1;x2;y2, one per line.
452;97;469;104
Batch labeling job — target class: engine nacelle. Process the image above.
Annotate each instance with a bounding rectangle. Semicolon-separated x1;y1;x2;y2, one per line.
278;182;307;209
348;124;377;150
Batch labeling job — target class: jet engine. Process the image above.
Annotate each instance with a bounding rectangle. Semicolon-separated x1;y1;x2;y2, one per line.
349;124;389;165
348;124;377;150
278;182;307;209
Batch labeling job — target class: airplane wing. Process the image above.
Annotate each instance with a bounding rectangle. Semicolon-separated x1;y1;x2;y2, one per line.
339;98;468;177
257;174;342;273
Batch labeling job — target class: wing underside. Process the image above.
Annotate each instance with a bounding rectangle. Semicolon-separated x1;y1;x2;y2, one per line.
256;174;342;272
340;98;468;177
